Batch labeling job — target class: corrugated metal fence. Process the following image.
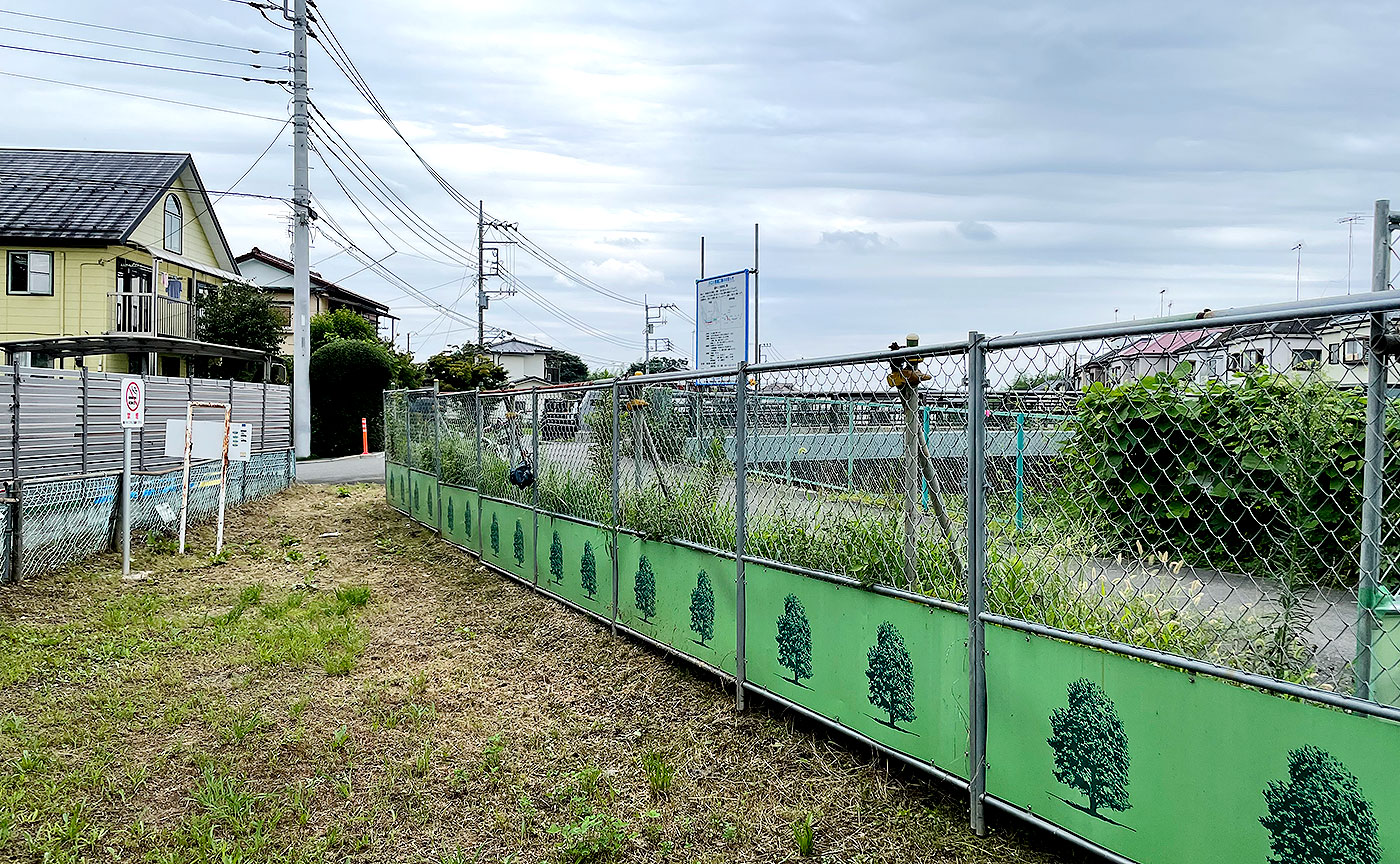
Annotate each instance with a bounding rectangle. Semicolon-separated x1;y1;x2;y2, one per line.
0;366;295;581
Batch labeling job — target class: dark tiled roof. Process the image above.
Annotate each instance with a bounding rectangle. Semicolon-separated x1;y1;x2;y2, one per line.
489;338;554;355
0;148;190;241
235;247;390;315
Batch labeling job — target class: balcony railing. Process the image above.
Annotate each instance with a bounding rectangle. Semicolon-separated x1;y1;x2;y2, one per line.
109;292;196;340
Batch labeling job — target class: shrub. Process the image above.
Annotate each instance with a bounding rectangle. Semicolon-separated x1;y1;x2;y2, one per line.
310;340;394;457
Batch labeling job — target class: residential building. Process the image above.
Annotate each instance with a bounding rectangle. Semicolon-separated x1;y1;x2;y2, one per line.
236;247;394;355
0;148;266;375
488;337;560;384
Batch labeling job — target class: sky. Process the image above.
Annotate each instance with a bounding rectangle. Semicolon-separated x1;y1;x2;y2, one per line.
4;0;1398;371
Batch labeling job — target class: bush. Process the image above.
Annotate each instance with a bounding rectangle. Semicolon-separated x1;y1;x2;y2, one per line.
310;340;394;457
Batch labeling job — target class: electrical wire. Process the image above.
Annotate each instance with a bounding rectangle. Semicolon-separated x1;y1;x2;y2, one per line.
0;69;284;121
0;9;276;55
0;25;288;69
0;42;291;83
0;169;290;202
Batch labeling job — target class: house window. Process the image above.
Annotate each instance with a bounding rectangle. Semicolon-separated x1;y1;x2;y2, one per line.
1343;338;1367;365
271;304;292;327
163;194;182;254
1291;348;1322;370
7;251;53;295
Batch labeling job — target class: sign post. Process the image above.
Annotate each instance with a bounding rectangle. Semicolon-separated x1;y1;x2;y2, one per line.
119;377;145;576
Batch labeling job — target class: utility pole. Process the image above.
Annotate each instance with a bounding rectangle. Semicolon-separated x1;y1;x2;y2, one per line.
290;0;311;460
643;296;674;373
1293;241;1304;300
1341;214;1366;295
475;199;516;348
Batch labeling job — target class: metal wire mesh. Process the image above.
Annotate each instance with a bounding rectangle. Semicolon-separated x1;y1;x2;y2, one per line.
477;389;534;507
20;475;118;578
384;389;410;465
438;391;481;488
533;382;615;525
985;313;1392;696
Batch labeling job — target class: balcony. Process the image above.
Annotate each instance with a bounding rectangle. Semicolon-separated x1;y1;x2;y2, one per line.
109;292;196;340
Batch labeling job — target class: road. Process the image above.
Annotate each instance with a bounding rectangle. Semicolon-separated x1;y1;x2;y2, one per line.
296;452;385;485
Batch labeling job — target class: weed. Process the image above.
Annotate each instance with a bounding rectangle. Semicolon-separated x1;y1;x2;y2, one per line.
0;713;21;734
145;531;179;555
279;534;301;548
548;810;632;864
335;485;353;498
482;733;505;774
324;652;356;676
412;740;435;777
410;670;428;696
333;585;372;613
641;750;674;798
330;724;352;752
792;812;816;857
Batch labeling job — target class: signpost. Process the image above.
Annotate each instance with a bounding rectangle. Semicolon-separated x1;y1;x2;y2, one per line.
695;269;750;372
169;405;250;556
119;377;144;576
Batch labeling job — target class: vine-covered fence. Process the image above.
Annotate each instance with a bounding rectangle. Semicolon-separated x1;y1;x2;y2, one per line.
386;205;1400;864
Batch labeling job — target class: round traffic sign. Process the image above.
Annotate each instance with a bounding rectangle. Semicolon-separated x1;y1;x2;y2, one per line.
125;381;141;411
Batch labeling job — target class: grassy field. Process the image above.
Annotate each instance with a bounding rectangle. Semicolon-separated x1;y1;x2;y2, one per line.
0;484;1080;864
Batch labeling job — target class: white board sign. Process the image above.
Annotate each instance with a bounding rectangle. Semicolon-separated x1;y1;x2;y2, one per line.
120;377;144;428
164;420;254;462
695;270;749;371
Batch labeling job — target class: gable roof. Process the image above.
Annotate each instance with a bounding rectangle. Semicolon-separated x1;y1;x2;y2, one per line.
0;148;238;270
236;247;390;315
489;337;554;355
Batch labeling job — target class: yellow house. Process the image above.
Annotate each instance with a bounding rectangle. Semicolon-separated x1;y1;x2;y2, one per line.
0;148;268;376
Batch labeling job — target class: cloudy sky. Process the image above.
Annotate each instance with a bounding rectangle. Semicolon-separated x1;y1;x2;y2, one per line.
5;1;1397;369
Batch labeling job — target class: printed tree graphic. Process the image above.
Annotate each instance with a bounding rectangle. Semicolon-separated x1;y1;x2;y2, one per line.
388;475;395;498
513;519;525;565
490;513;499;554
775;594;813;687
426;489;432;518
464;499;473;537
634;554;656;623
580;541;598;599
446;497;454;533
413;482;420;511
549;531;564;584
1047;678;1131;822
1260;744;1381;864
689;570;714;646
866;621;916;730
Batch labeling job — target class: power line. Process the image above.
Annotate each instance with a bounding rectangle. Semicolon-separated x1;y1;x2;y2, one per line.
0;69;285;121
0;9;276;55
0;42;291;83
0;25;287;69
0;169;290;202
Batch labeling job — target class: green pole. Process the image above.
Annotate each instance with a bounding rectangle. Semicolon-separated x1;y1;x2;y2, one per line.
1015;412;1025;531
846;399;855;491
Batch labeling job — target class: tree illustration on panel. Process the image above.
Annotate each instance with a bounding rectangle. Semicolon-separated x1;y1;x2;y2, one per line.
866;621;915;730
1260;744;1381;864
513;519;525;565
1047;678;1131;822
446;497;454;533
775;594;813;687
689;570;714;647
388;475;395;498
413;482;420;511
634;555;656;623
580;542;598;600
426;489;433;518
549;531;564;584
490;513;500;554
464;499;472;537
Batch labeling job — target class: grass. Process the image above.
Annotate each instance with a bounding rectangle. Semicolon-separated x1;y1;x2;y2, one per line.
0;484;1079;864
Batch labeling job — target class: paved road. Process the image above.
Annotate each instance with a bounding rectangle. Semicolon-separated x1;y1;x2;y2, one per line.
296;452;385;485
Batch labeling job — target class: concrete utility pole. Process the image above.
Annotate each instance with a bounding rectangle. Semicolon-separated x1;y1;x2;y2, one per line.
475;200;516;348
643;297;674;373
290;0;311;459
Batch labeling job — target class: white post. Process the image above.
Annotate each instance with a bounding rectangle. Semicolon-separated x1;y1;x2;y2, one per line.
291;0;312;459
178;402;193;554
215;405;231;555
121;427;131;576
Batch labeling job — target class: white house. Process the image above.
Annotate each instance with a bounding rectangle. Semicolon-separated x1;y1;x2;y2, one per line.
488;337;559;384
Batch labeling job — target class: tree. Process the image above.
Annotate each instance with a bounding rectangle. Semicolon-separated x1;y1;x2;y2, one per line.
446;497;454;533
311;308;377;353
581;541;598;598
195;281;284;378
309;339;394;457
775;594;813;687
549;531;564;584
689;570;714;646
513;519;526;565
490;513;500;554
634;554;656;623
386;344;425;389
555;350;589;383
1260;745;1380;864
626;356;690;376
425;344;508;392
865;621;916;730
1047;678;1131;819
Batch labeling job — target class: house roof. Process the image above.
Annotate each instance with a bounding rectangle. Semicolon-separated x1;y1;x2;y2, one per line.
489;338;554;355
236;247;390;315
0;148;238;271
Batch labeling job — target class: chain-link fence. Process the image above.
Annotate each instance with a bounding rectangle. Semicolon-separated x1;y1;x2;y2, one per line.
384;202;1400;864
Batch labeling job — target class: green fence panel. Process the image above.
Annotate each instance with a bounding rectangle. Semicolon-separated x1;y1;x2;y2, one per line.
386;462;411;513
537;515;616;617
744;562;970;778
615;534;739;675
985;623;1400;864
408;469;439;530
440;484;477;549
481;497;534;580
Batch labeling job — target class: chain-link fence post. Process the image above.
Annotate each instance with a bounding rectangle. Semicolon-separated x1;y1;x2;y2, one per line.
531;386;540;586
474;390;484;552
734;362;749;712
9;369;21;583
432;380;442;534
966;331;988;836
610;379;622;634
899;357;919;589
1356;199;1392;700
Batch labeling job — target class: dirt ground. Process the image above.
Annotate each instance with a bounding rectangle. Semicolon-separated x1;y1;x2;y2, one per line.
0;484;1082;864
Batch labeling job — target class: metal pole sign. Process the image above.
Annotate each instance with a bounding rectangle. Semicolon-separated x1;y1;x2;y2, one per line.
119;377;144;576
175;401;233;556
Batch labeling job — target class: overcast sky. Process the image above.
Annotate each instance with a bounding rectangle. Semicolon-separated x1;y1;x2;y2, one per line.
5;1;1398;369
